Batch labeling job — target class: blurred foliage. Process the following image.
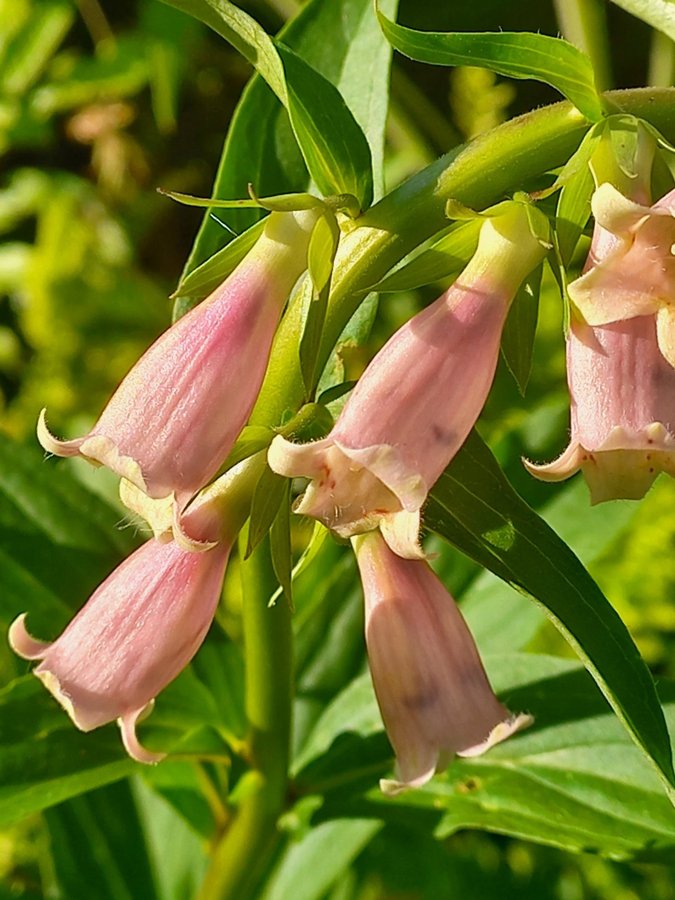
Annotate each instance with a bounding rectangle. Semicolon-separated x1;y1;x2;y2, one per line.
0;0;674;898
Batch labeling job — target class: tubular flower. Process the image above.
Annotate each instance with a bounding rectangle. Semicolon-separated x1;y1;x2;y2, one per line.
268;203;546;557
353;532;531;795
38;208;318;540
568;183;675;365
525;193;675;502
7;466;250;762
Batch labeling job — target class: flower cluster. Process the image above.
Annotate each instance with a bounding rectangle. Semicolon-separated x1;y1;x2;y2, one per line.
11;207;318;761
13;168;671;794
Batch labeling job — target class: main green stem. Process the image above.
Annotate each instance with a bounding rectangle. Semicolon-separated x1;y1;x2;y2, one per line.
199;533;292;900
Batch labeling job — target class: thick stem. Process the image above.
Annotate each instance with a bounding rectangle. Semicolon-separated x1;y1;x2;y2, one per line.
198;533;293;900
249;88;675;428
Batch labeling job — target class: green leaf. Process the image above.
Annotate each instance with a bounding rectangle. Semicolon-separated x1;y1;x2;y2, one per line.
160;188;322;211
160;0;287;102
372;219;481;293
460;476;641;654
132;776;208;899
424;431;675;800
44;782;158;900
270;480;293;608
376;8;605;122
0;677;136;828
246;465;287;558
556;161;595;265
0;436;137;640
176;0;394;280
261;820;381;900
607;0;675;40
279;45;373;209
217;425;275;475
500;263;542;395
301;212;341;393
296;654;675;860
160;0;373;210
0;0;73;95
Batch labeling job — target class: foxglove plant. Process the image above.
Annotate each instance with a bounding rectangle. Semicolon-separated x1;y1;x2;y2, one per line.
38;208;319;541
268;202;547;557
526;185;675;501
353;531;531;795
8;462;254;762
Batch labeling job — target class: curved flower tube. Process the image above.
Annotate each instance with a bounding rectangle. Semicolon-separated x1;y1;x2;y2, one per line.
269;204;546;557
353;532;531;795
7;463;254;761
38;208;319;540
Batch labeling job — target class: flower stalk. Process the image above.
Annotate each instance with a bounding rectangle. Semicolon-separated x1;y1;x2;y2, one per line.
198;531;292;900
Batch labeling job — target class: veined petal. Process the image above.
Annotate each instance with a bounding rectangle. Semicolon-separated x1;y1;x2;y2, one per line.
36;208;319;536
269;203;545;557
9;537;230;760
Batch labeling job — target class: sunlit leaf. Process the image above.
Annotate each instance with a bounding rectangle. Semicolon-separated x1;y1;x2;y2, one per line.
377;8;605;121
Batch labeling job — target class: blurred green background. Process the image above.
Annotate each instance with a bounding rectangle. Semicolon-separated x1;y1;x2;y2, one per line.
0;0;673;897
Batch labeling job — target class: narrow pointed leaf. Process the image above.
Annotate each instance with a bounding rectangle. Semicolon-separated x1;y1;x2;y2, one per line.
500;263;542;394
160;0;373;211
377;8;605;122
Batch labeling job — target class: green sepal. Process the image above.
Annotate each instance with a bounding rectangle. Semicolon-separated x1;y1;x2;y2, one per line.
500;261;543;395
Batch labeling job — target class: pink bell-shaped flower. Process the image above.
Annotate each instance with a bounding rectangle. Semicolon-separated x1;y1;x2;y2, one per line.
525;315;675;501
354;532;531;795
268;203;546;557
7;465;251;762
38;208;318;539
525;190;675;502
568;183;675;365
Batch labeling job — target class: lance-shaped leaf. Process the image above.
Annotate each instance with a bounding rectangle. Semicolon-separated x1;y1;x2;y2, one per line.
423;430;675;802
160;0;373;209
376;6;605;122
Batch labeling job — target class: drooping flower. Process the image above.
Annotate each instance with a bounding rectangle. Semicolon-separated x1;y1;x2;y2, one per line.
353;532;531;795
268;203;546;557
525;187;675;502
8;463;252;762
38;208;319;540
525;315;675;501
568;183;675;365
